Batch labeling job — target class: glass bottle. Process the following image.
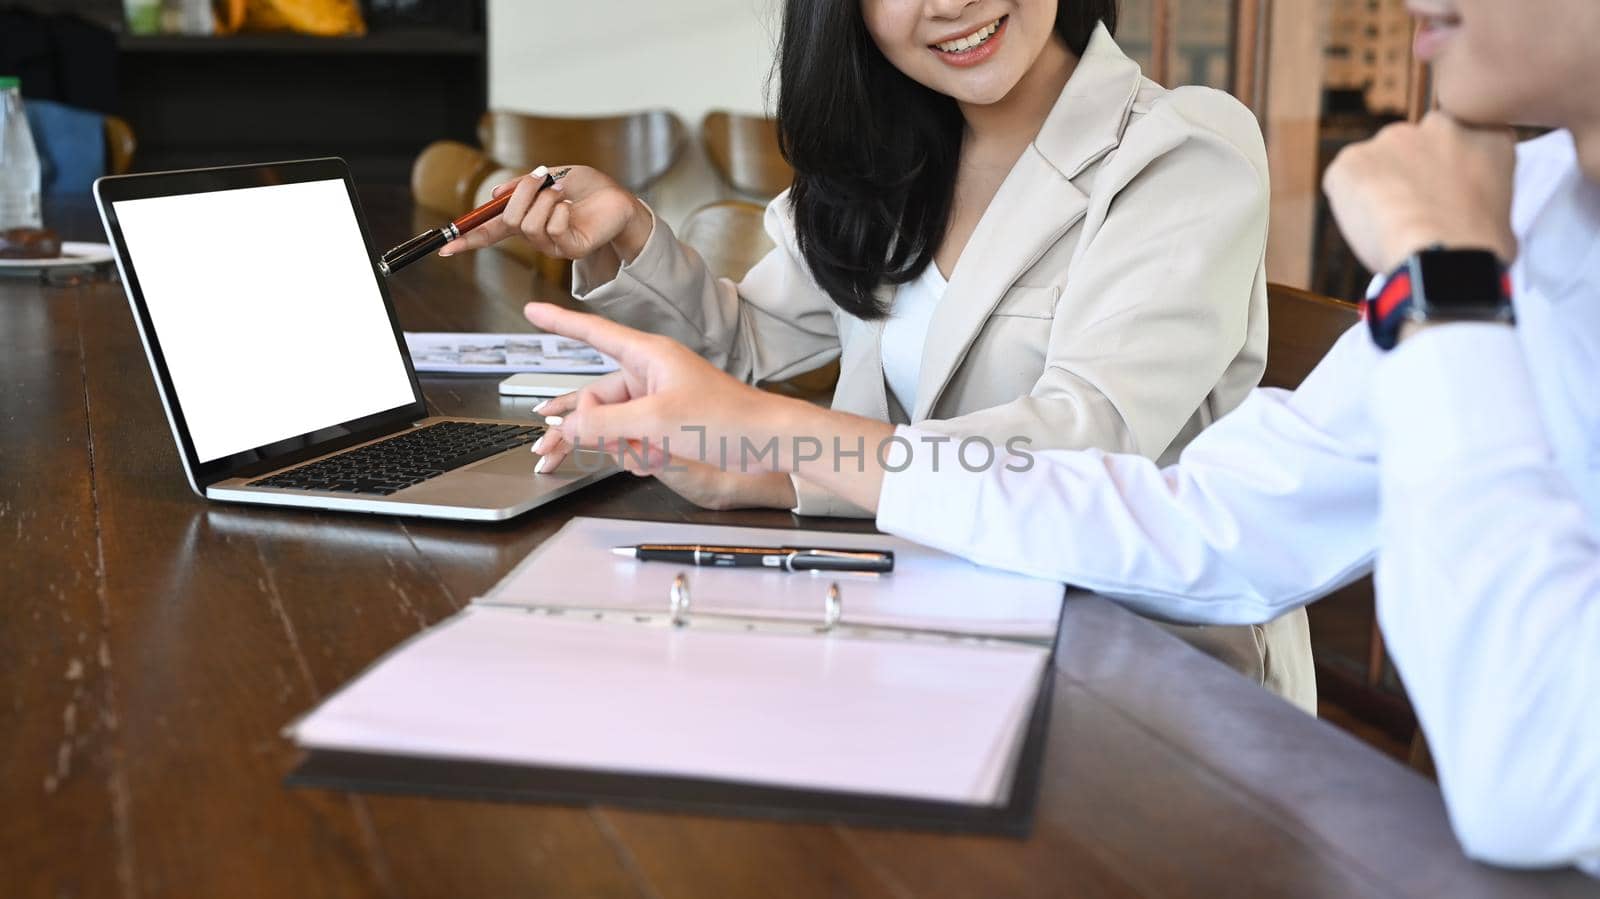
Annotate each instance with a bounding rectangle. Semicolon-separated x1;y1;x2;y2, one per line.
0;76;43;231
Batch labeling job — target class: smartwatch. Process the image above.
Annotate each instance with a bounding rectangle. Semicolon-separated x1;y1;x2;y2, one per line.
1367;247;1514;351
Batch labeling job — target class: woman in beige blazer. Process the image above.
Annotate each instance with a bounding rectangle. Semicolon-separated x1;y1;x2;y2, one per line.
447;6;1315;710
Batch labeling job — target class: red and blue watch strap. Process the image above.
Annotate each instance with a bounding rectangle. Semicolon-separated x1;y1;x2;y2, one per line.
1366;269;1415;351
1365;261;1513;351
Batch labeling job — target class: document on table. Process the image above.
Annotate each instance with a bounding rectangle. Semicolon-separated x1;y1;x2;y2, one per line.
403;332;619;374
287;516;1065;811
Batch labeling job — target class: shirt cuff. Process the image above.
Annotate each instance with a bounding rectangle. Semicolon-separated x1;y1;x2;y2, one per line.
570;201;666;301
1372;324;1550;482
874;426;988;549
788;474;871;519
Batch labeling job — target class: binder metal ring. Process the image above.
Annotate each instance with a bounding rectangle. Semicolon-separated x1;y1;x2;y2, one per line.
663;575;845;632
670;574;691;627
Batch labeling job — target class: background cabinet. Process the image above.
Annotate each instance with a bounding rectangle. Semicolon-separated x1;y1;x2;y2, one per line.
117;3;486;184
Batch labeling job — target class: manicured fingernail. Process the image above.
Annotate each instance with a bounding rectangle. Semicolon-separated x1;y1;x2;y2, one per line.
551;181;564;192
532;399;548;412
438;249;452;257
531;434;548;454
531;165;549;178
543;415;564;426
535;456;553;474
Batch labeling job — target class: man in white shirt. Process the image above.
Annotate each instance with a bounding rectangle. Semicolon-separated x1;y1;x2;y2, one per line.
523;0;1598;873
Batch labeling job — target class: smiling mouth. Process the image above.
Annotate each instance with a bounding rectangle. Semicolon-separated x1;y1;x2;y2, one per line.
1410;5;1462;61
1408;2;1462;30
931;16;1006;54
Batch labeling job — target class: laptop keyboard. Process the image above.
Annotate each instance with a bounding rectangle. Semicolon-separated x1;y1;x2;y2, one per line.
248;421;543;496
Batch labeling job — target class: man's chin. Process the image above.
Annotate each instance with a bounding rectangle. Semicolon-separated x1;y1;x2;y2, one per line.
1434;84;1532;131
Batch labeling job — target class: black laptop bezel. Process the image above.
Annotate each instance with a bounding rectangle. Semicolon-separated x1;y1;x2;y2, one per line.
94;158;428;493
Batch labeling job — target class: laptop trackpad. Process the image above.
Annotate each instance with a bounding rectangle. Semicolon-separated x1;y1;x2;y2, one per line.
469;450;540;476
468;449;606;480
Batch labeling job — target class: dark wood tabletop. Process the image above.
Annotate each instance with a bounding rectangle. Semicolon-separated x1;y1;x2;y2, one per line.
3;190;1591;898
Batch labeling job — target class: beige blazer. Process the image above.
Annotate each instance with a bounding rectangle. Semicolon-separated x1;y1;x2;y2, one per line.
573;26;1315;710
577;26;1268;515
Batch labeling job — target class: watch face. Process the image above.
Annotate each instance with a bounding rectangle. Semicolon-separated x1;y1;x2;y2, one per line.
1416;250;1506;310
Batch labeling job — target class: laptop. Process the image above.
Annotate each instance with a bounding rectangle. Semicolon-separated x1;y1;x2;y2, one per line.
94;158;616;521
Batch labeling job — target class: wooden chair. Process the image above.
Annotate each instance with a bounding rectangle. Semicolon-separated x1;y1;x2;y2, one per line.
678;200;837;400
1266;283;1423;756
410;139;498;217
477;109;687;195
700;110;793;200
1262;282;1359;389
104;115;137;175
677;199;773;282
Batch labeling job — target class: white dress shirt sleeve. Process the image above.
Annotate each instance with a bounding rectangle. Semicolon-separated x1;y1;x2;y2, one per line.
1372;323;1600;874
876;326;1383;626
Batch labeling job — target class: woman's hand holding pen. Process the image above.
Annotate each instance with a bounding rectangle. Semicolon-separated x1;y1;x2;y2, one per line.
436;165;653;283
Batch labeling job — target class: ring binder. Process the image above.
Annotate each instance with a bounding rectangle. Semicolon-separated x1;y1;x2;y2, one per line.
286;517;1065;835
669;573;845;631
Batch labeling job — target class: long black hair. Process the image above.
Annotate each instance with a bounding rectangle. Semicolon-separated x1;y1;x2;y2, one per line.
777;2;1117;319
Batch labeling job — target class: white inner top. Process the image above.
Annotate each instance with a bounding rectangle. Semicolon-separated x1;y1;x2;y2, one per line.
881;262;948;417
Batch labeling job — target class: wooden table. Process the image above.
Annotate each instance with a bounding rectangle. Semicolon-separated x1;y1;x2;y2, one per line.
4;192;1590;898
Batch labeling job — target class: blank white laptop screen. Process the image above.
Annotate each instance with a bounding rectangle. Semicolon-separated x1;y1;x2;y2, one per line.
114;179;416;463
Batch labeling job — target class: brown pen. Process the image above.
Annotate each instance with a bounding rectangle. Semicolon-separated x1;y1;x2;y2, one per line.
377;165;570;276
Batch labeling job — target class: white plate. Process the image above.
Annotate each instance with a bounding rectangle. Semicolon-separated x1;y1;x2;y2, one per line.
0;241;116;268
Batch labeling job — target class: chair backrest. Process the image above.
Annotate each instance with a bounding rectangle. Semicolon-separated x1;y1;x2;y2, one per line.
679;199;839;400
1264;282;1361;390
104;114;136;176
700;110;793;200
409;139;498;217
677;200;773;282
478;109;687;194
